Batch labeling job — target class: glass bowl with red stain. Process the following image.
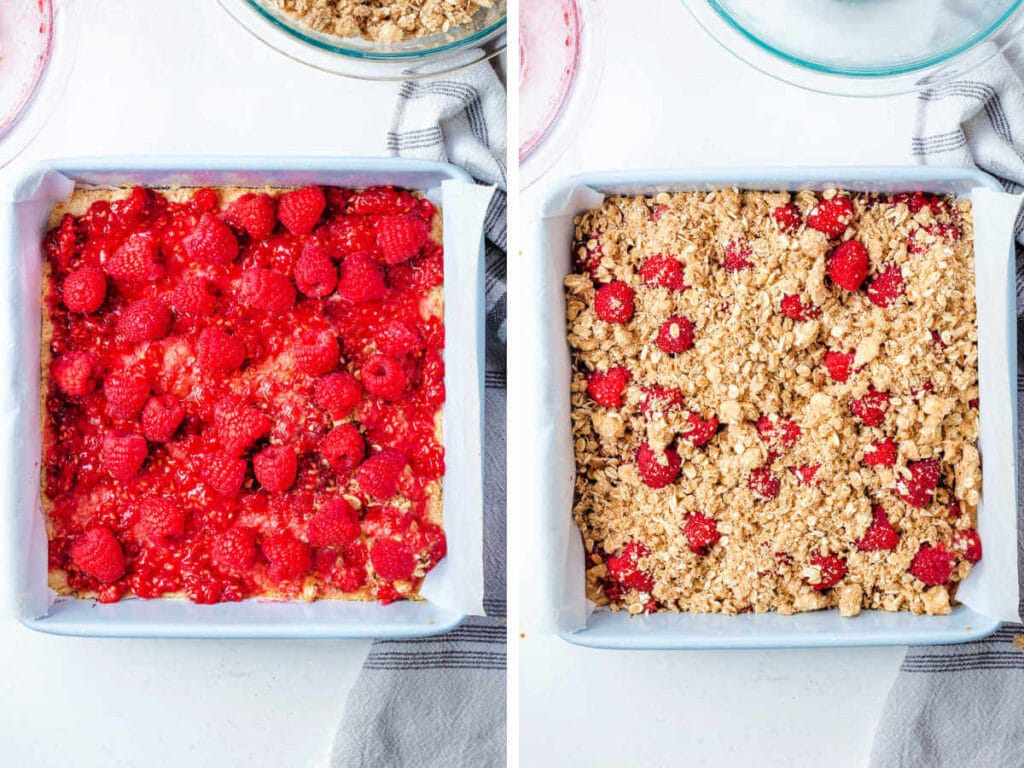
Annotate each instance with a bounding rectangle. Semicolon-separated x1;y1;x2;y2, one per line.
519;0;605;189
0;0;80;168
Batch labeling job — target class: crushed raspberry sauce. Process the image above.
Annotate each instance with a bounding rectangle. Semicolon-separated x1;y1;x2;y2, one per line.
42;185;445;604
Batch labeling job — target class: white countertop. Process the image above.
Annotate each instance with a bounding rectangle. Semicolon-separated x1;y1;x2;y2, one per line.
0;1;399;765
516;2;918;766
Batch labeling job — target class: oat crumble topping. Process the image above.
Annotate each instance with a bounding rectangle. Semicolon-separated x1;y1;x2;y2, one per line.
275;0;493;43
566;189;982;618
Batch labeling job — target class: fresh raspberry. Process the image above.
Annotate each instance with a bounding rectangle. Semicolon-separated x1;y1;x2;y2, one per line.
376;214;430;265
594;281;635;323
639;254;686;291
412;521;447;570
262;533;312;581
857;506;900;551
113;186;153;224
780;294;820;321
375;320;422;357
909;544;954;585
329;215;376;256
748;468;781;500
210;526;258;574
70;527;125;583
756;415;801;453
139;497;186;544
897;458;941;508
683;512;720;554
105;231;164;282
370;538;416;581
52;351;100;396
824;350;855;383
183;213;239;265
101;432;148;480
807;197;853;238
640;385;683;415
827;240;869;291
294;331;339;377
202;453;247;497
605;541;654;593
586;367;630;408
62;267;107;313
952;529;983;563
253;445;297;492
294;244;339;297
683;413;719;447
851;390;890;427
867;264;904;308
141;395;185;442
239;267;296;311
351;186;417;215
908;224;961;255
320;423;366;473
337;252;386;303
356;448;406;501
723;239;753;271
191;187;218;212
117;298;172;343
636;443;681;489
773;203;802;232
278;185;326;235
648;204;668;222
863;438;898;468
104;370;150;419
213;395;271;456
807;553;846;590
172;277;217;316
656;315;694;354
224;193;276;240
894;192;946;215
314;372;363;419
790;465;820;485
44;213;77;271
361;506;413;539
196;327;246;373
361;354;406;400
307;499;361;547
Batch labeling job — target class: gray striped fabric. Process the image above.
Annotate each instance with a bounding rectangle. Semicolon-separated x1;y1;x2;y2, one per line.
331;56;507;768
870;52;1024;768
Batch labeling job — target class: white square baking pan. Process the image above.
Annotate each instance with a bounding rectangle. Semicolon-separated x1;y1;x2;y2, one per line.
528;166;1020;649
2;157;488;638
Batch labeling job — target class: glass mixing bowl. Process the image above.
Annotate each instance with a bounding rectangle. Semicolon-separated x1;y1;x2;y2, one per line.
681;0;1024;96
218;0;506;80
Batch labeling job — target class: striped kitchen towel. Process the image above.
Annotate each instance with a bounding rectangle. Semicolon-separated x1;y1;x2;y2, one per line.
331;54;507;768
870;50;1024;768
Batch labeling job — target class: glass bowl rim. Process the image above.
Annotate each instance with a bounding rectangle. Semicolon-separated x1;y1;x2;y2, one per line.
705;0;1024;77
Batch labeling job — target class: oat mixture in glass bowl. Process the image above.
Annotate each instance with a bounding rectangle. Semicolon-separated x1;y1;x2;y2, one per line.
218;0;506;80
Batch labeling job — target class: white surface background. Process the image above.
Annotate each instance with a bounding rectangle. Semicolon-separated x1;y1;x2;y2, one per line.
0;1;403;766
515;2;921;767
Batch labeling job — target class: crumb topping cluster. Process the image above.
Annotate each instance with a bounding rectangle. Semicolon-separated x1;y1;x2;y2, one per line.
566;189;982;617
276;0;493;43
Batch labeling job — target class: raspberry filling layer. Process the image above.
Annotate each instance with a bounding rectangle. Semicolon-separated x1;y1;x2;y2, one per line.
42;184;446;605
